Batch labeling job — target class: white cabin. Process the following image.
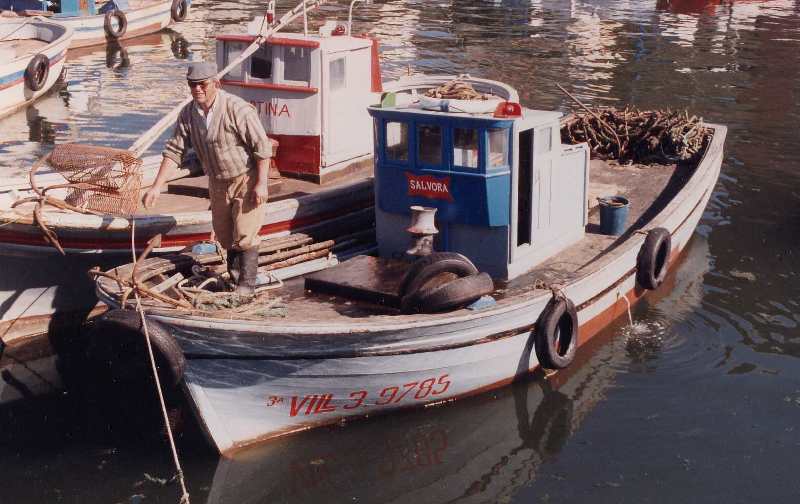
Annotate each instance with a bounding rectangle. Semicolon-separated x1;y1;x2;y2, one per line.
216;20;382;183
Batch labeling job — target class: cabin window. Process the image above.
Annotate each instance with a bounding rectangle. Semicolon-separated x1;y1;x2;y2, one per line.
250;45;273;80
418;124;442;166
224;42;246;81
330;57;346;91
535;126;552;154
386;121;408;161
284;46;310;84
453;128;479;169
488;128;508;168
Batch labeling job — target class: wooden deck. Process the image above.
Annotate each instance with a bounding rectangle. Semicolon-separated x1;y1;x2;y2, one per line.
138;163;374;216
102;158;687;323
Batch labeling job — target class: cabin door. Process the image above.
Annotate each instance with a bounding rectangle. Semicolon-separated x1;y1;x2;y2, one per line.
323;52;355;166
530;125;560;246
512;124;559;260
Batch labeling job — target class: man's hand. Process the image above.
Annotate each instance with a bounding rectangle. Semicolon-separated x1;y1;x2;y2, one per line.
142;187;161;209
251;179;269;205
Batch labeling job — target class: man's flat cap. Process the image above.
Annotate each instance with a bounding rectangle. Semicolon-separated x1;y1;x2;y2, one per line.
186;61;218;82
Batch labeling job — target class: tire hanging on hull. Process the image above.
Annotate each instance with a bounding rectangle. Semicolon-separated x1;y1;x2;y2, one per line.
170;0;189;22
104;10;128;39
534;295;579;370
85;308;185;389
636;227;672;290
24;53;49;92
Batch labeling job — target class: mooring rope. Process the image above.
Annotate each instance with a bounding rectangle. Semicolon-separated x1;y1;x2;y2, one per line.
130;221;190;504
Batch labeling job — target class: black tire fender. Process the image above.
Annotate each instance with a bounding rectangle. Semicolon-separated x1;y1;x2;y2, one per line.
104;10;128;39
87;308;185;388
170;0;189;22
24;53;49;92
399;252;479;298
413;272;494;313
636;227;671;290
534;297;579;370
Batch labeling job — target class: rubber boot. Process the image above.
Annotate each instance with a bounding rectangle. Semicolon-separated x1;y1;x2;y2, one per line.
227;249;241;287
235;247;259;296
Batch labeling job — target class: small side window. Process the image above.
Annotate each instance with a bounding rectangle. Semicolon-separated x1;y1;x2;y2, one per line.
418;124;442;166
453;128;479;169
251;45;273;80
386;122;408;161
488;128;508;168
284;46;310;84
224;42;246;80
535;127;552;154
330;57;345;90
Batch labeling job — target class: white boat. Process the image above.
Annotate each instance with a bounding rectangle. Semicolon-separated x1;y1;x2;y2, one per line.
0;0;190;49
93;74;727;456
0;15;72;118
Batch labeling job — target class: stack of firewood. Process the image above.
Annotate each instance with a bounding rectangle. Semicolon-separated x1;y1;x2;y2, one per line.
561;107;711;165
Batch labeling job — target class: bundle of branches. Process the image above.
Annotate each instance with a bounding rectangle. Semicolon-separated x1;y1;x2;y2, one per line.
560;106;712;165
424;79;488;100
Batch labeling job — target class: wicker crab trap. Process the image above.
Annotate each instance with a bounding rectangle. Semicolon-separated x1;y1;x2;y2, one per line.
10;143;144;254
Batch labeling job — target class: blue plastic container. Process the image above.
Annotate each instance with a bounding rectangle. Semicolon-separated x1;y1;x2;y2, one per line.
598;196;629;236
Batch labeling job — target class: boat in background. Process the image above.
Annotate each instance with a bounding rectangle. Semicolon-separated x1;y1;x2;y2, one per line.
0;15;72;118
0;0;189;49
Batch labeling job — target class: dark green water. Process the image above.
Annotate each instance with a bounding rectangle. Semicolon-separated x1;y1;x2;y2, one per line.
1;0;799;502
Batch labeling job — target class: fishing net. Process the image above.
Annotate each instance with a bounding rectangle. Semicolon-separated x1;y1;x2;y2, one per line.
34;143;143;215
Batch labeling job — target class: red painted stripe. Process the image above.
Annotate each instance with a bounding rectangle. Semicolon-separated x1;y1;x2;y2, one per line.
216;34;320;48
220;79;318;94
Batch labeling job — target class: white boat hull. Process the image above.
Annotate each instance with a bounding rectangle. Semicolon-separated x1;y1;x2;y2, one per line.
55;0;177;49
142;125;726;455
0;18;72;118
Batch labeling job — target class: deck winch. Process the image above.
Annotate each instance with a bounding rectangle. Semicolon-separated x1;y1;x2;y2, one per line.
369;76;590;280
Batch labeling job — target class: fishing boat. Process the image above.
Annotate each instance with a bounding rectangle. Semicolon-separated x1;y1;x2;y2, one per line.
0;15;72;118
0;0;189;49
92;74;727;456
0;10;382;255
0;0;382;406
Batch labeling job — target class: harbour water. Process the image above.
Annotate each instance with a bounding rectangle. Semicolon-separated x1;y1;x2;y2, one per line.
1;0;799;502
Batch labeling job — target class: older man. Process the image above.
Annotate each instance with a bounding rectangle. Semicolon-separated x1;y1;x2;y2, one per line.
142;61;274;295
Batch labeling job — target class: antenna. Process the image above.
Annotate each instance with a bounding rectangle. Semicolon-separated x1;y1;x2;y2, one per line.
348;0;373;35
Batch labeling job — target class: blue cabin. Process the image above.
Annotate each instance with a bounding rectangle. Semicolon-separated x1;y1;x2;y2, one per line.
369;78;590;280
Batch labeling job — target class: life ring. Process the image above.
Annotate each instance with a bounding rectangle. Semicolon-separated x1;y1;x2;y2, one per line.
24;53;49;92
534;296;578;369
104;10;128;39
86;308;185;389
170;0;189;22
413;272;494;313
636;227;672;290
